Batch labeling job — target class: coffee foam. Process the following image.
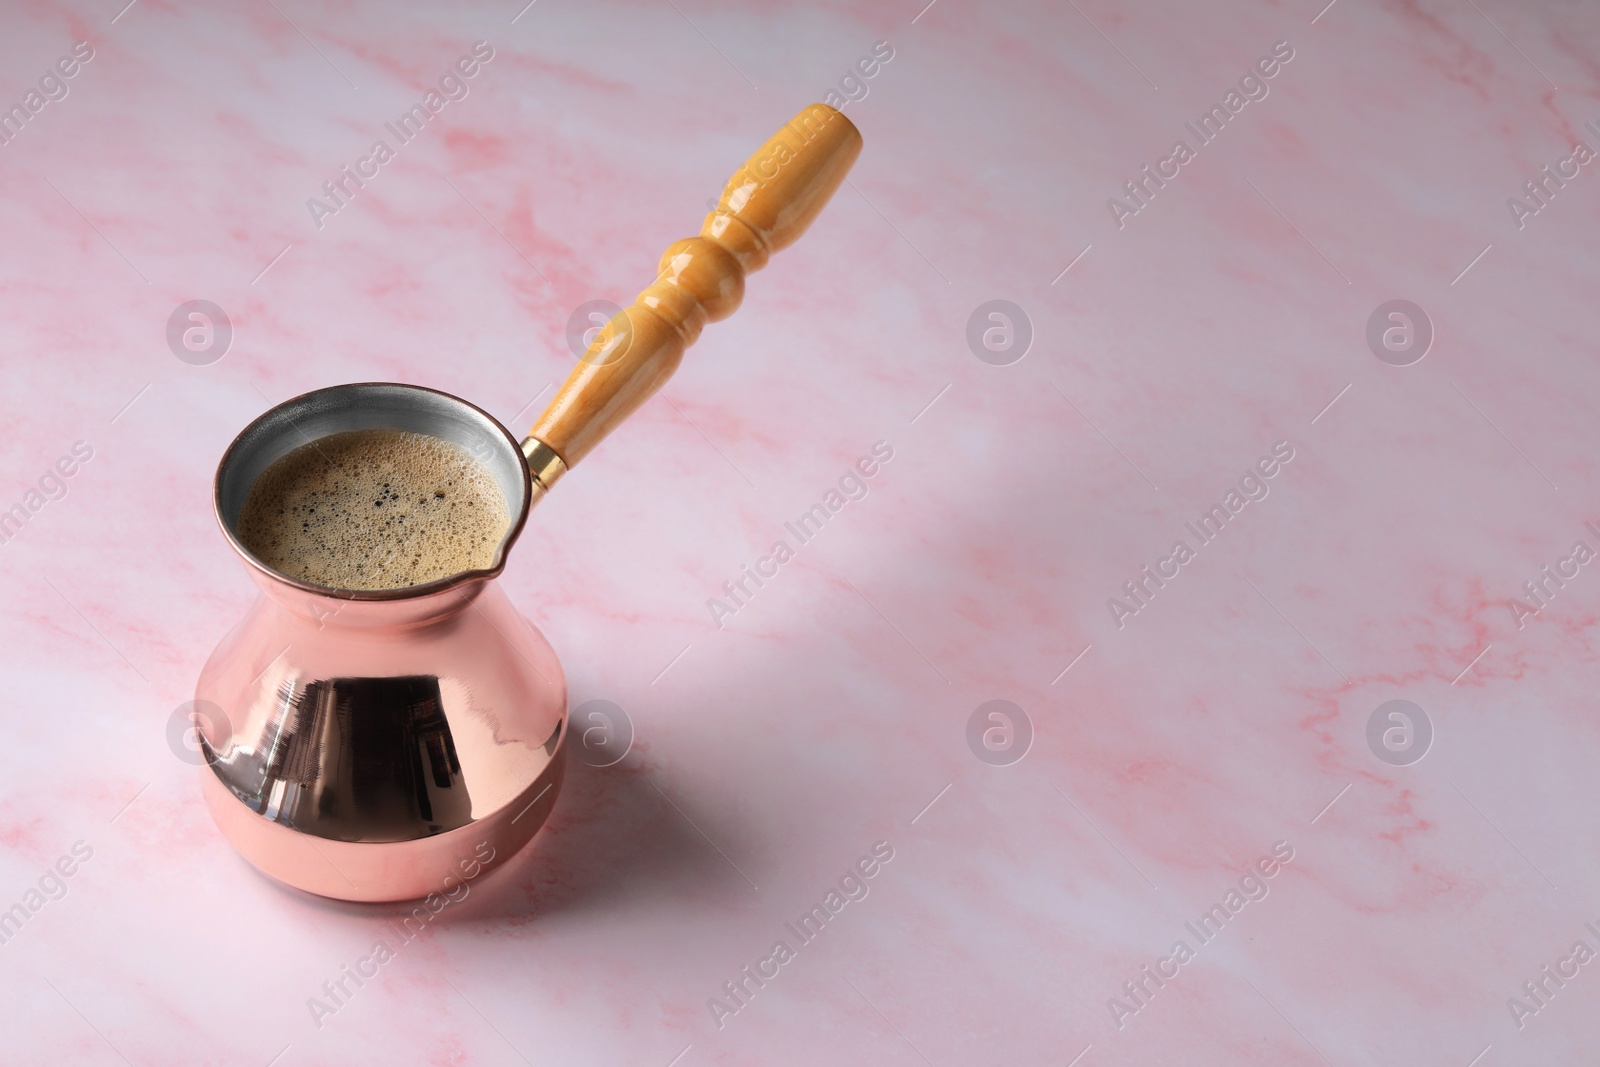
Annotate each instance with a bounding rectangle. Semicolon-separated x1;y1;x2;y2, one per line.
236;428;511;590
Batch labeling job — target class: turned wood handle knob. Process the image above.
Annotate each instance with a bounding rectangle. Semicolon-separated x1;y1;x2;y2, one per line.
526;103;862;474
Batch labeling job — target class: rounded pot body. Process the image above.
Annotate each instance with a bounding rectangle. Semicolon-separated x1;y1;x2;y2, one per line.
196;383;565;902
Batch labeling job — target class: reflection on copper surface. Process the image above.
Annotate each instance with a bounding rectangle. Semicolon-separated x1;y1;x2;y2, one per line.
197;384;568;903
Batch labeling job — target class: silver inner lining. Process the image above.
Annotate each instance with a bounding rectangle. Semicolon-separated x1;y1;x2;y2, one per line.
217;383;528;537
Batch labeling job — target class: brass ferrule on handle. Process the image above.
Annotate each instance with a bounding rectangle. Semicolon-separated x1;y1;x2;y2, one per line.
520;436;568;494
521;103;862;490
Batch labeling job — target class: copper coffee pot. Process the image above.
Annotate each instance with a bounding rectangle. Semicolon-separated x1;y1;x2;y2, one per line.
196;105;862;902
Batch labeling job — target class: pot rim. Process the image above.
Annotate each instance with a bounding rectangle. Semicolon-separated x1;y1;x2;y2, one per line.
212;381;533;603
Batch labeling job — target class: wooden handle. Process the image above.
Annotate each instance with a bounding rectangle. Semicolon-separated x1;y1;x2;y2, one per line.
527;103;862;470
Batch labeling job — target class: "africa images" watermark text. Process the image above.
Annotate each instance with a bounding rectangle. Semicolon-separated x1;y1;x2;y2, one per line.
1107;840;1294;1030
1108;441;1295;629
707;840;895;1030
0;41;94;148
1108;40;1295;229
306;841;495;1028
707;441;894;628
1506;520;1600;629
307;42;495;230
0;840;94;948
1506;918;1600;1030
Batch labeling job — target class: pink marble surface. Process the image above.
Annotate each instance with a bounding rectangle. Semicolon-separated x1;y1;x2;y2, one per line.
3;0;1600;1063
